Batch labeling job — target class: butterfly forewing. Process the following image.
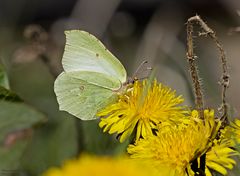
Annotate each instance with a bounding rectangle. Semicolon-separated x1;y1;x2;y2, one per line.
62;30;127;84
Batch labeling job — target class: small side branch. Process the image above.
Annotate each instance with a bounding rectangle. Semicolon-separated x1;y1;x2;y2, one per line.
186;15;230;124
186;17;204;119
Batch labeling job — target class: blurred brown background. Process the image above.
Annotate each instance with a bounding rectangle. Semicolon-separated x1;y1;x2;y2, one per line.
1;0;240;110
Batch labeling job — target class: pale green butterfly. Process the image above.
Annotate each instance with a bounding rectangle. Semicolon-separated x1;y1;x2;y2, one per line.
54;30;128;120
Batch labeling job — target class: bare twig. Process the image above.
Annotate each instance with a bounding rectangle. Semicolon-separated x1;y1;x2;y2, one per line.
186;16;204;119
186;15;229;125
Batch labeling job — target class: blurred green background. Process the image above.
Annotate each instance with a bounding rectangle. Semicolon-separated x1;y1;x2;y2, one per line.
0;0;240;175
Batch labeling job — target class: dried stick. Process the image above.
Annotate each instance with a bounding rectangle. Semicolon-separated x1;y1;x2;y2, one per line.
186;15;229;125
186;17;204;119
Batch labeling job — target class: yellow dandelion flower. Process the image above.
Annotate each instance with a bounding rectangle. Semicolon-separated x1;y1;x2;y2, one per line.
98;80;187;142
202;117;240;176
206;139;238;176
42;155;158;176
127;109;235;176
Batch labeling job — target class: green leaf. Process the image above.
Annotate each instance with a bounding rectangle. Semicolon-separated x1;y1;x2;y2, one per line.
0;63;21;102
0;101;46;143
0;86;22;102
20;112;78;175
0;139;29;171
0;64;9;89
0;101;46;170
7;61;79;175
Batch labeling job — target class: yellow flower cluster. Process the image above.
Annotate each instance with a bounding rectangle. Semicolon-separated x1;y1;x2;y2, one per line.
97;80;240;175
44;79;240;176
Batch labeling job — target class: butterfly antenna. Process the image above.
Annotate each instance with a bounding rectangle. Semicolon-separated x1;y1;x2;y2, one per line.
137;67;156;108
132;60;148;78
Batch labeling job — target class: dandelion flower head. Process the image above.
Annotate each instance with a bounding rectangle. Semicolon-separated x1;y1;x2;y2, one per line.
98;79;187;142
206;138;238;176
127;109;233;176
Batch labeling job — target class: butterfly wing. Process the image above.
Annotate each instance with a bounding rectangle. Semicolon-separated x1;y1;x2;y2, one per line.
67;71;122;90
54;72;119;120
62;30;127;84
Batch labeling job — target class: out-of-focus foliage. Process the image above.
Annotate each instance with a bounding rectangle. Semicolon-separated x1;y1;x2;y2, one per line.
20;113;78;175
0;101;45;169
1;62;80;175
80;121;130;155
0;64;9;89
0;65;46;171
0;101;45;144
0;86;22;102
0;65;22;102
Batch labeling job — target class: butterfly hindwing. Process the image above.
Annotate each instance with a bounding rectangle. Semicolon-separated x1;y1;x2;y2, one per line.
54;72;118;120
